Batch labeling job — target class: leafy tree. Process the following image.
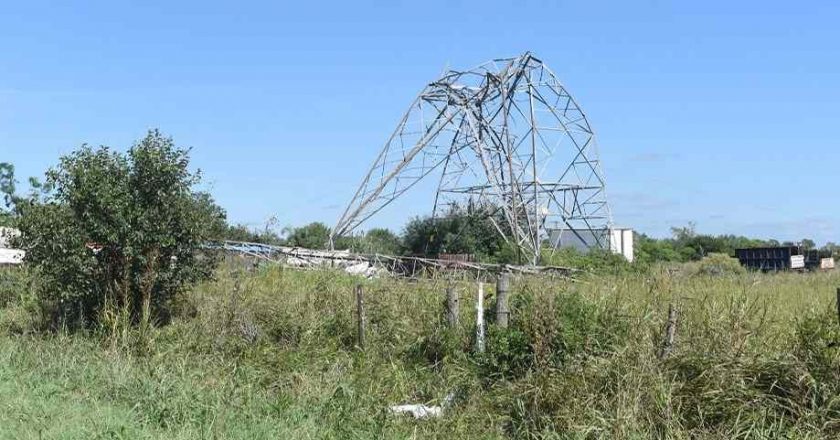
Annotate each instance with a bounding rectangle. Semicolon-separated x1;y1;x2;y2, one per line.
15;130;225;329
223;223;285;245
285;222;331;249
541;246;632;273
822;242;839;257
362;228;401;254
670;222;697;243
338;228;402;254
0;162;16;226
0;162;15;208
801;238;816;250
634;233;682;265
401;205;508;261
634;225;779;264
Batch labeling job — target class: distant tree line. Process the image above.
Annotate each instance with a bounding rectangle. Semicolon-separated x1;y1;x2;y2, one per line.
5;148;835;276
234;217;837;267
221;204;518;262
635;222;833;265
10;130;834;334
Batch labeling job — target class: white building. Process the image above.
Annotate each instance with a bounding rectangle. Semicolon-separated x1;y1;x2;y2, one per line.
548;227;635;262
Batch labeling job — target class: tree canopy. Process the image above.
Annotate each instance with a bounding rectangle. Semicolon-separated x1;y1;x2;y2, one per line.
633;223;820;265
285;222;331;249
15;130;225;328
223;223;285;245
401;205;508;260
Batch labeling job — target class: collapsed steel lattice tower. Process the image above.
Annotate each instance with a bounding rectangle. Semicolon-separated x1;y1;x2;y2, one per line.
331;52;612;265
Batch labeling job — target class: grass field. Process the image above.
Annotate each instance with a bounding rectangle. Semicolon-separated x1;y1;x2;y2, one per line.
1;265;840;439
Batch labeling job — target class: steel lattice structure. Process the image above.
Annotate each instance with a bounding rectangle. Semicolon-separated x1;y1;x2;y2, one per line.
331;52;612;265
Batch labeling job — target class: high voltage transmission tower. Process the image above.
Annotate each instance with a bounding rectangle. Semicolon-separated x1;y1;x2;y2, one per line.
331;52;612;265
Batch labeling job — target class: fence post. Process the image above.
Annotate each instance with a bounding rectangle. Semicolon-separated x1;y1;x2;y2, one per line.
836;288;840;327
446;285;459;328
476;282;486;353
659;303;678;360
355;284;366;349
495;271;510;328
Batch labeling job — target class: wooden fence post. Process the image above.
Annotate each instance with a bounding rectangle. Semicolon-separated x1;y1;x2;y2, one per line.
495;272;510;328
836;288;840;327
355;284;366;349
476;282;486;353
659;303;678;360
446;285;459;328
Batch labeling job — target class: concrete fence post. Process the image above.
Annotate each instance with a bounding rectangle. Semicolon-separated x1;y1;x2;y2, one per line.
446;285;459;328
659;303;678;360
836;288;840;327
495;272;510;328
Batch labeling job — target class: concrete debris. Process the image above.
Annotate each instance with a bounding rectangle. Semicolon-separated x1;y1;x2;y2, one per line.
389;392;455;420
0;248;25;266
283;247;353;268
389;403;443;419
344;261;379;278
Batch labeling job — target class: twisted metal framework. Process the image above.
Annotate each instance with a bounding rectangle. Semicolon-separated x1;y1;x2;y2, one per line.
210;240;576;280
331;52;612;264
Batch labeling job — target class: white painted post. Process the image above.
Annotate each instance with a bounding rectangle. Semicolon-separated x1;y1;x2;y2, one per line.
355;284;366;349
476;282;485;353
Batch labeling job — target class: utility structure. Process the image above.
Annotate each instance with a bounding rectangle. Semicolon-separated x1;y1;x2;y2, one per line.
331;52;612;265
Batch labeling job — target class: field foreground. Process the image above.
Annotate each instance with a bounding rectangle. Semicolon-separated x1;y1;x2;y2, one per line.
1;266;840;439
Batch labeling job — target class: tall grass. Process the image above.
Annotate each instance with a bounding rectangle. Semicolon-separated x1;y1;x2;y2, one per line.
0;264;839;438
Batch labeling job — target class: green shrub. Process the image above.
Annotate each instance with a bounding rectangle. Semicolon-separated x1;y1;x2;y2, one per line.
284;222;331;249
548;291;630;363
476;326;533;379
697;252;746;276
14;130;225;330
401;205;508;260
794;308;840;396
541;247;633;274
0;267;29;308
475;288;630;381
406;326;463;366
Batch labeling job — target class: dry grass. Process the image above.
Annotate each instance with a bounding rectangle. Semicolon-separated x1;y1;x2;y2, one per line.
0;264;839;438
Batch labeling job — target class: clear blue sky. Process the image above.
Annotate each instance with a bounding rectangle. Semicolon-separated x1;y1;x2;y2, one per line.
2;1;838;243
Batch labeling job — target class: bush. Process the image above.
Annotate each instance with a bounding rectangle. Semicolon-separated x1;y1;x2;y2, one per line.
15;130;225;329
400;205;507;260
0;267;29;308
336;228;402;255
406;326;463;367
477;326;533;379
794;308;840;394
285;222;331;249
475;288;630;381
697;253;746;276
541;247;633;274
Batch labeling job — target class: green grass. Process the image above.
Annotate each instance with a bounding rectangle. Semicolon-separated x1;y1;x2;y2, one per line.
1;265;840;438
